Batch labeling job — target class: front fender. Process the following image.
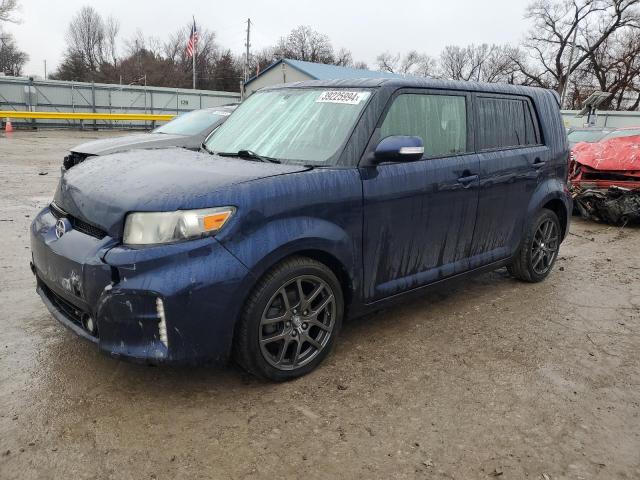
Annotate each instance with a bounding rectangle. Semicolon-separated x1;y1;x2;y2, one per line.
210;167;363;317
220;216;358;293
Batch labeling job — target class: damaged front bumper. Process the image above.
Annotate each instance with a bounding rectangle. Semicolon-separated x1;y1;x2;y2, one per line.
30;205;252;365
569;162;640;225
571;186;640;225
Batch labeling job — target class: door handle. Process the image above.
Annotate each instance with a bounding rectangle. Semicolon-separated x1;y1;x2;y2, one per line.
532;157;546;169
457;173;479;186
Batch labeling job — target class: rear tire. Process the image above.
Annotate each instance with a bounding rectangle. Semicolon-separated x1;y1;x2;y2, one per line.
507;209;561;283
233;256;343;381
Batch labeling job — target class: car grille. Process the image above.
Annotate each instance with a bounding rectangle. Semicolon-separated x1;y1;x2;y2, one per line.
39;278;83;327
50;203;107;240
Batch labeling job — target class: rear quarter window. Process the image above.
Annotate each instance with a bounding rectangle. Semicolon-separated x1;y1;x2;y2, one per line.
477;96;540;150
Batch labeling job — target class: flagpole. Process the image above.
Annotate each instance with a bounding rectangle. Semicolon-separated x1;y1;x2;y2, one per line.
193;45;196;89
192;17;196;89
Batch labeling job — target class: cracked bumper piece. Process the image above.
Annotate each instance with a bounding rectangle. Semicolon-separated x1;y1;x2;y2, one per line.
31;206;251;365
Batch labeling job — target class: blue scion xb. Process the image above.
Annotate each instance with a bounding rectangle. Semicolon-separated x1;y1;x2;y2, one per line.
30;78;571;381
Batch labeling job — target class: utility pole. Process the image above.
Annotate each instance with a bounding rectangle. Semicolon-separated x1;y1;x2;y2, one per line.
43;60;47;80
244;18;251;83
560;26;578;109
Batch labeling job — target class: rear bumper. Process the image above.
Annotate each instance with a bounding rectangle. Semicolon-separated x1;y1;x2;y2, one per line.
31;206;252;365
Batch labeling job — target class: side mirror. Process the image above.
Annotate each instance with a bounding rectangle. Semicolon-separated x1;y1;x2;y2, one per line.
373;136;424;163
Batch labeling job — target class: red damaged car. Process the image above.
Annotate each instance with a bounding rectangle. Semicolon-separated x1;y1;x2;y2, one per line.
569;127;640;224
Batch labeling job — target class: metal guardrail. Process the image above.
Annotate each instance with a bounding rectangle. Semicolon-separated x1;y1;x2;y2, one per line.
0;111;175;121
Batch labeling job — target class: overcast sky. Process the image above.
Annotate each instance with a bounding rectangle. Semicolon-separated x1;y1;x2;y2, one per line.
5;0;532;78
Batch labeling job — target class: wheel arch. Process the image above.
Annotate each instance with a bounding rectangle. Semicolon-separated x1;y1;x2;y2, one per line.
228;240;358;350
244;243;355;313
293;248;354;315
542;198;568;239
526;178;571;240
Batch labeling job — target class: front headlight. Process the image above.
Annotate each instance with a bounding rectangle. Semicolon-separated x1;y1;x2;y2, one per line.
123;207;235;245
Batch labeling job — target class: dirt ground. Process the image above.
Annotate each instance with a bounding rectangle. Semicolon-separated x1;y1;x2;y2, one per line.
0;130;639;480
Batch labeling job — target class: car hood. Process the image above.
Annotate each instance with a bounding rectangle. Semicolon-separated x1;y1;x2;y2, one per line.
71;133;193;156
573;135;640;172
53;148;310;237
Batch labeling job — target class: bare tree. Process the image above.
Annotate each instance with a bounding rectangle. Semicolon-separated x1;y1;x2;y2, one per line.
334;48;353;67
376;51;437;76
275;25;335;63
376;51;400;73
402;51;438;76
104;16;120;66
515;0;640;97
204;49;243;92
127;24;241;91
582;21;640;108
439;46;468;79
247;46;278;76
123;28;189;85
54;9;242;90
440;44;519;82
124;30;146;57
482;45;523;83
65;6;107;73
263;26;366;68
0;0;19;23
0;30;27;74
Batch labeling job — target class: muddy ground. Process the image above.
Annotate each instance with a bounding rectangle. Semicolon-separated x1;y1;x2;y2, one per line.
0;130;639;480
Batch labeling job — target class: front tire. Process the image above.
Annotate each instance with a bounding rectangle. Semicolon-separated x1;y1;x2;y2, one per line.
508;209;561;283
233;256;344;381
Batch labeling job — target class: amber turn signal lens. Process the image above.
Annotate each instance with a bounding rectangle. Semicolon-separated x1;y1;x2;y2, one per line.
203;211;232;231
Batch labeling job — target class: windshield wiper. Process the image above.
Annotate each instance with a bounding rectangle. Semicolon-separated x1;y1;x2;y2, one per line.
217;149;281;164
201;142;214;155
239;150;281;164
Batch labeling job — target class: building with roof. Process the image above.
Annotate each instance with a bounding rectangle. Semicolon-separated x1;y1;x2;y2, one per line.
243;58;403;96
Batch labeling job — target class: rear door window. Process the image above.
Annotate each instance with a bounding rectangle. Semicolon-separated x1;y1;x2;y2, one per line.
477;97;539;150
380;93;468;158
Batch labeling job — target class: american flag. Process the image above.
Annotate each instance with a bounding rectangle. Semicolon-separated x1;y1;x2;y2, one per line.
186;19;198;57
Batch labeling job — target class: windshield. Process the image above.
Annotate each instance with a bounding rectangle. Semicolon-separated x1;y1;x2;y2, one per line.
602;128;640;140
205;88;372;165
154;109;230;136
567;129;609;144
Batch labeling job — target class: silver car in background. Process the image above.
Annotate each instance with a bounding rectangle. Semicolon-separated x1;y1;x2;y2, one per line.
63;104;238;169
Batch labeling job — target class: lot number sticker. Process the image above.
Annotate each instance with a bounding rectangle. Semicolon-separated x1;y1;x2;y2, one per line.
316;91;370;105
